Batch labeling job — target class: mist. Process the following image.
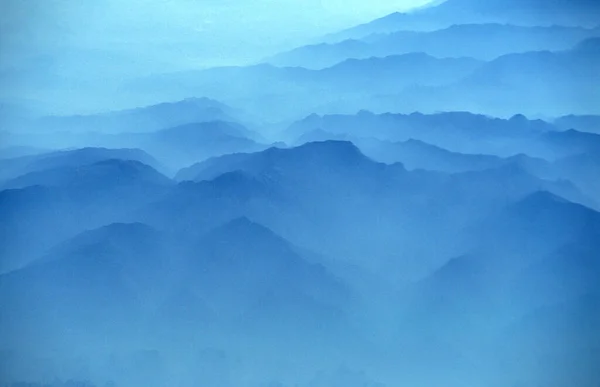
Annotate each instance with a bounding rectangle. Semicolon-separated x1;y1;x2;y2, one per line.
1;0;600;386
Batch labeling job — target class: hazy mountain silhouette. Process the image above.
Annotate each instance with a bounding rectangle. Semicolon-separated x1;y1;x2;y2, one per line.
0;159;173;272
555;114;600;134
4;0;600;383
287;111;558;157
175;141;400;188
326;0;600;41
414;38;600;116
292;132;551;174
0;222;168;350
542;128;600;156
127;55;482;121
25;98;240;134
0;147;163;183
107;121;267;170
271;24;600;69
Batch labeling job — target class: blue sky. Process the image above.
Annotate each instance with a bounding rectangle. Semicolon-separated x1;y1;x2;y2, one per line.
1;0;433;67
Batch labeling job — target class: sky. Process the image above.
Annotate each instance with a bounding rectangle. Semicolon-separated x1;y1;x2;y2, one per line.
1;0;433;68
0;0;433;113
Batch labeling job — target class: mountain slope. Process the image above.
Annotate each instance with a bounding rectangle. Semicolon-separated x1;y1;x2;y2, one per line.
184;217;351;328
0;223;168;349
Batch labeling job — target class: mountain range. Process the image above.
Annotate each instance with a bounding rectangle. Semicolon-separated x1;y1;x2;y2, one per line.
326;0;600;41
269;24;600;69
2;0;599;385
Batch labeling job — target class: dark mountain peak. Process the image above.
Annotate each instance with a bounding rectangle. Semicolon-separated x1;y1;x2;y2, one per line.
275;140;374;169
295;129;348;145
509;113;528;122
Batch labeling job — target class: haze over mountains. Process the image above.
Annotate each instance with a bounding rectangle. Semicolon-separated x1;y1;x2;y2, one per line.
1;0;599;386
270;24;600;68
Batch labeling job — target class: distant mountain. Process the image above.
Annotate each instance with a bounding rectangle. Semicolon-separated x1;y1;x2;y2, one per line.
129;38;600;119
326;0;600;42
270;24;600;69
0;158;173;272
7;121;267;171
438;165;586;220
137;121;266;168
293;132;550;174
0;147;163;183
541;128;600;156
149;141;462;281
29;97;240;134
266;39;372;69
168;141;585;285
2;159;173;191
359;138;503;172
127;55;482;121
318;53;481;92
417;38;600;116
555;114;600;134
175;140;388;183
287;111;558;158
